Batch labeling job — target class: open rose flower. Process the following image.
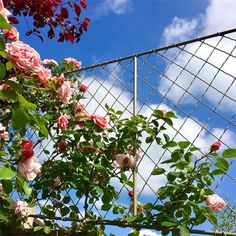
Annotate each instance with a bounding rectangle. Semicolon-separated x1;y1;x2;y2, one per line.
210;141;221;152
206;194;226;212
36;67;51;87
112;153;136;169
58;81;71;104
14;200;30;217
3;27;19;41
64;57;82;69
91;114;107;129
52;73;65;85
58;114;70;131
20;140;34;159
0;123;9;141
18;156;42;181
5;41;42;71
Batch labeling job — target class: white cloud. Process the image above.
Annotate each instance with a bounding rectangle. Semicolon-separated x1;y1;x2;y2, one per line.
95;0;132;17
139;229;161;236
160;0;236;113
162;17;199;45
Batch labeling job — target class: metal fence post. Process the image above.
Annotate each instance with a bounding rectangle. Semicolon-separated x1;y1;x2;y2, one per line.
133;56;138;216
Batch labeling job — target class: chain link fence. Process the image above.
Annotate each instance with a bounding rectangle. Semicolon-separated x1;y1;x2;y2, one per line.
30;28;236;235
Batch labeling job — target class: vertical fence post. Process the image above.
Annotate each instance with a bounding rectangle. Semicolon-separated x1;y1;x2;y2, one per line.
133;56;138;216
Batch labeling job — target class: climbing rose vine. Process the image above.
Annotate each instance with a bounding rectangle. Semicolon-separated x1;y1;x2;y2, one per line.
0;2;236;236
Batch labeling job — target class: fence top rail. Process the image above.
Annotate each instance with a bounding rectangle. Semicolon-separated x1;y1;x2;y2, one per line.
66;28;236;74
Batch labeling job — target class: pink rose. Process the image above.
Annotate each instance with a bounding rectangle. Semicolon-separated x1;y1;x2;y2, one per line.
36;67;51;87
210;141;221;152
58;114;70;131
3;27;19;41
91;114;107;129
14;200;30;217
18;156;42;181
52;73;65;85
112;153;136;169
206;194;226;212
64;57;82;69
75;102;85;111
20;140;34;159
0;123;9;141
43;59;58;67
80;84;87;92
58;81;71;104
5;41;42;72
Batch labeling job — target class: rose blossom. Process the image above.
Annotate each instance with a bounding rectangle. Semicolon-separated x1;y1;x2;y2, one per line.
128;190;134;198
3;27;19;41
18;156;42;181
64;57;82;69
58;81;71;104
0;123;9;141
80;84;87;92
91;114;107;129
52;73;65;85
210;141;221;152
205;194;226;212
20;140;34;159
58;114;70;131
36;67;51;87
5;41;42;71
14;200;30;217
112;153;136;169
43;59;58;67
75;102;85;111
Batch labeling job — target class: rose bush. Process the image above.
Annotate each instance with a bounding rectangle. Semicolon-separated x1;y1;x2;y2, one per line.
0;2;235;236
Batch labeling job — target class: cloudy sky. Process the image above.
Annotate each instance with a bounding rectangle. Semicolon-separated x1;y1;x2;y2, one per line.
15;0;236;235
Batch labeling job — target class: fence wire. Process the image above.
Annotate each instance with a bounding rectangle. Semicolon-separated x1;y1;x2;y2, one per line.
31;28;236;235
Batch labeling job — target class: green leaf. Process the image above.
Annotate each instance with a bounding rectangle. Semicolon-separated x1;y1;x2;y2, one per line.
0;15;12;29
178;141;190;149
162;141;177;148
222;148;236;158
162;221;177;227
0;62;6;80
43;226;51;234
151;167;165;175
6;61;12;71
215;158;229;172
34;226;43;232
23;182;32;197
178;225;190;236
18;94;37;109
101;204;112;211
5;80;22;94
0;90;17;101
0;51;7;58
171;149;184;161
0;166;16;180
11;107;29;130
2;180;13;194
166;111;178;118
31;114;49;138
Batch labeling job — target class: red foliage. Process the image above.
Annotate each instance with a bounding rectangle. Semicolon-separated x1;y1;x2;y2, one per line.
3;0;90;44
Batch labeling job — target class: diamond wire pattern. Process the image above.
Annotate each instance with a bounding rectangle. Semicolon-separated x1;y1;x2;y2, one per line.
23;29;236;233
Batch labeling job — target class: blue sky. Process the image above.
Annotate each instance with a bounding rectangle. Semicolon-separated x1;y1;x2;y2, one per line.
12;0;236;235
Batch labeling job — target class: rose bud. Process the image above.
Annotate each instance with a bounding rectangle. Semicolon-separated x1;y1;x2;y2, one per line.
80;84;87;92
57;140;67;150
21;140;34;159
210;141;221;152
128;190;134;198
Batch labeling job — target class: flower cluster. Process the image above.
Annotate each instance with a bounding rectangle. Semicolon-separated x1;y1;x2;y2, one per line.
205;194;226;212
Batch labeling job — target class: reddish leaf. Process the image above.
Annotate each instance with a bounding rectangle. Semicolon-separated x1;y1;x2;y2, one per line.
48;28;55;39
80;0;87;9
66;32;74;44
56;13;64;22
81;17;90;31
74;3;81;17
58;33;65;42
61;7;69;19
8;16;19;24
